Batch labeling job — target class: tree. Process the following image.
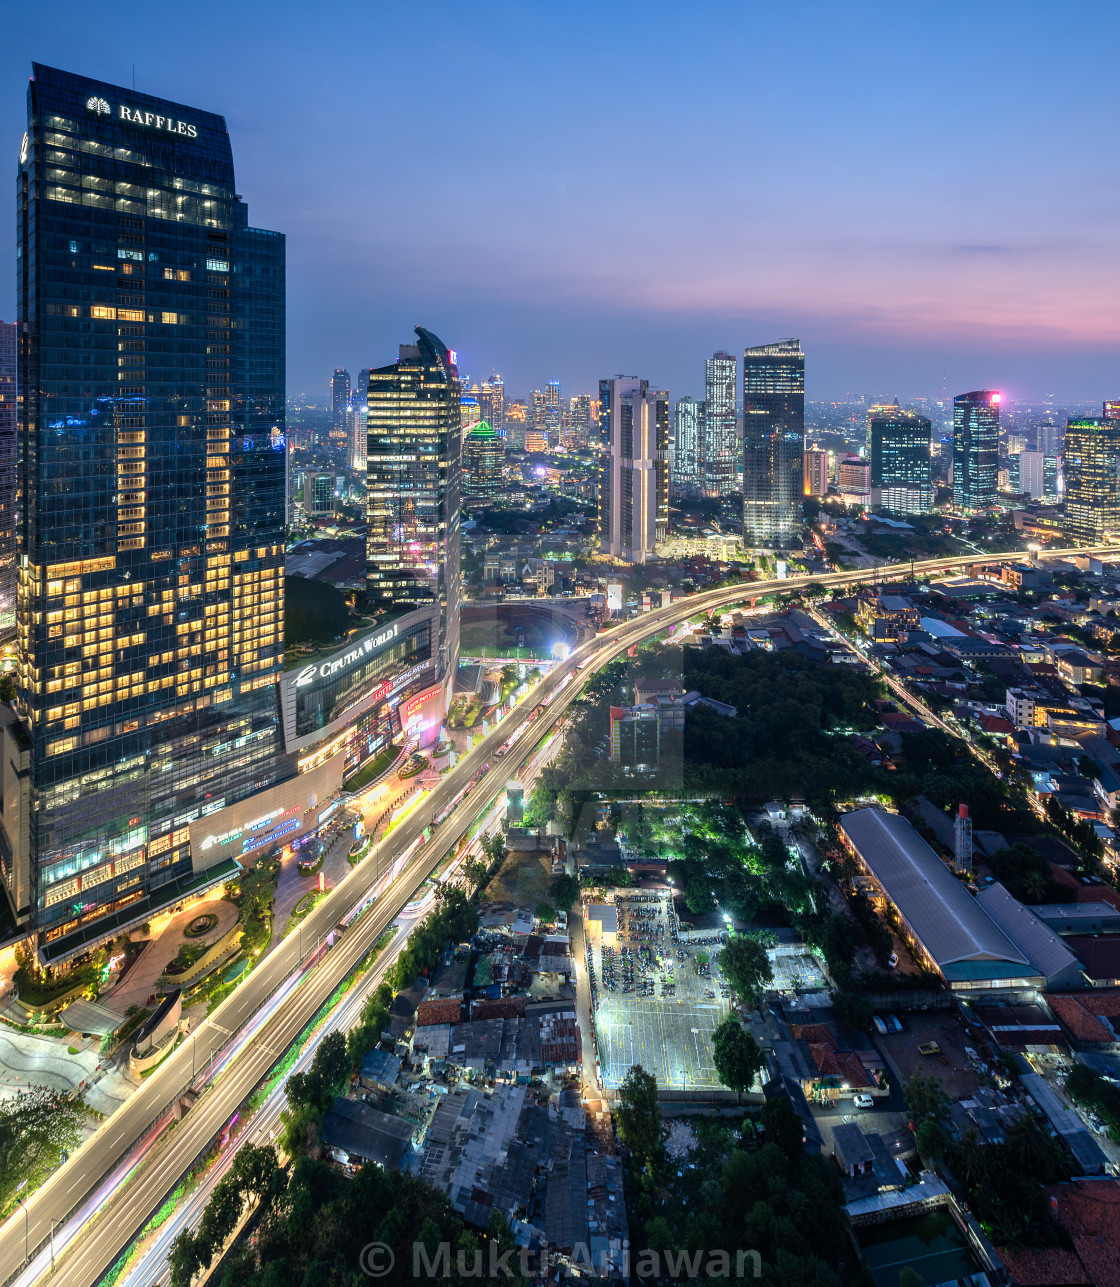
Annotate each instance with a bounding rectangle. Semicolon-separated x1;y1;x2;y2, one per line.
899;1269;925;1287
711;1016;765;1100
0;1090;82;1215
904;1073;949;1124
616;1065;662;1163
550;873;581;910
914;1119;949;1166
718;935;774;1009
761;1095;804;1160
832;991;874;1034
462;856;489;891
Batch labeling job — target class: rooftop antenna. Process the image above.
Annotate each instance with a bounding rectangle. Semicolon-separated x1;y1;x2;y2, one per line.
132;64;136;90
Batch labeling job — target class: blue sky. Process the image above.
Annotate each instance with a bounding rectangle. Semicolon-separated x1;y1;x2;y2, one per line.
2;0;1117;403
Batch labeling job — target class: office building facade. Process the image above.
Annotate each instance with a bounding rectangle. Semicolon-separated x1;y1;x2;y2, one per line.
742;339;805;549
0;322;15;635
464;421;503;498
9;65;289;955
952;390;1000;512
803;446;828;499
672;396;704;494
331;368;350;442
366;327;461;701
479;374;504;439
1018;450;1046;501
1063;415;1120;544
597;379;667;563
702;351;737;496
867;405;932;513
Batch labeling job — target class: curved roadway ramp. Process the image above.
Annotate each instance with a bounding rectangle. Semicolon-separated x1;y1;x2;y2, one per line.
1;543;1110;1287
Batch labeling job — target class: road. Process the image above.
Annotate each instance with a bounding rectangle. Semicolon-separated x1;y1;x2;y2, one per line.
1;541;1109;1287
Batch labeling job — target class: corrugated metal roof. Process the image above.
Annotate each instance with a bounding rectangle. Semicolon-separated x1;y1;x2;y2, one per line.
840;808;1028;969
976;883;1082;983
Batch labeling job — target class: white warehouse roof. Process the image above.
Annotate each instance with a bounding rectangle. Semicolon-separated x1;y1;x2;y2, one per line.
840;808;1029;973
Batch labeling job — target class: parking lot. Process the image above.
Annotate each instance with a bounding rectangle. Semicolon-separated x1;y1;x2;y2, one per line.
872;1010;984;1099
586;891;730;1090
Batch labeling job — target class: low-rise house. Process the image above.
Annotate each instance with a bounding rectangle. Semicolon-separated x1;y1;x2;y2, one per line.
322;1099;415;1171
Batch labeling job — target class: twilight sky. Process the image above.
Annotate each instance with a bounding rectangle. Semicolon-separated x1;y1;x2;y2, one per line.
2;0;1118;403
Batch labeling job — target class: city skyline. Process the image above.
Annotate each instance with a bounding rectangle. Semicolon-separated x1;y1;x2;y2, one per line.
3;2;1120;400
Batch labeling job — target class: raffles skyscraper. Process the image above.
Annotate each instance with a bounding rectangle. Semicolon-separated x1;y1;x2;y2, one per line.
742;339;805;550
366;328;461;702
7;66;288;955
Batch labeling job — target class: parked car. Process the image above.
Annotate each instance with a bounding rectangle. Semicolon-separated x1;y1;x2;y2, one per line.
853;1094;875;1110
887;952;899;969
887;1014;903;1034
918;1041;941;1057
872;1015;888;1035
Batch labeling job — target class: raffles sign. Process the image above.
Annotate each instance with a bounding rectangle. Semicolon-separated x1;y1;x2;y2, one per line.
86;95;199;138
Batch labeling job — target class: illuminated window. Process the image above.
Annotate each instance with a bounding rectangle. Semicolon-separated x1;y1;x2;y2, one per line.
91;305;116;320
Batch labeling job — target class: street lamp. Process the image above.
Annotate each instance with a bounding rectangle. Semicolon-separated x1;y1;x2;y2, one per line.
17;1193;28;1264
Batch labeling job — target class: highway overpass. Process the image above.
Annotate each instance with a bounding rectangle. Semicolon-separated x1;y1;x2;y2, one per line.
4;542;1112;1287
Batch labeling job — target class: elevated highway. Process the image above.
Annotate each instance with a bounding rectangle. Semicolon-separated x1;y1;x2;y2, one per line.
3;543;1111;1287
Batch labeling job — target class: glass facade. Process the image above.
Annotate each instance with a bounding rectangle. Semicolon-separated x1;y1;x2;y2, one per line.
1063;416;1120;543
867;405;932;514
11;65;289;950
463;421;503;498
293;617;432;738
365;327;461;688
952;390;1000;512
703;351;737;497
672;396;704;495
0;321;15;634
742;339;805;550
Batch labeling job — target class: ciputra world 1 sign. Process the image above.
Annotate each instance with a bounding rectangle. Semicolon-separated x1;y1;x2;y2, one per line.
294;622;400;688
86;95;199;138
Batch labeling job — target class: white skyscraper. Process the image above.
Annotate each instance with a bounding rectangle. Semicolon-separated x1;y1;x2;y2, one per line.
597;378;668;563
672;397;704;494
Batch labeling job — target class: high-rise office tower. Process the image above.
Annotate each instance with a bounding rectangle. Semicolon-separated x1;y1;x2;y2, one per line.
597;379;667;563
460;394;481;431
653;390;670;544
366;327;461;694
803;446;828;499
348;406;366;472
703;351;737;496
479;374;504;439
505;400;527;450
9;65;288;952
0;322;16;635
568;394;593;448
331;368;351;442
464;422;503;498
867;405;932;513
1063;414;1120;543
530;389;547;437
837;455;871;505
1018;450;1046;501
952;391;1000;511
672;397;704;494
742;339;805;550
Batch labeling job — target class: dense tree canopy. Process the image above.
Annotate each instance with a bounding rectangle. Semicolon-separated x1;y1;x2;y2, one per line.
0;1090;82;1216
